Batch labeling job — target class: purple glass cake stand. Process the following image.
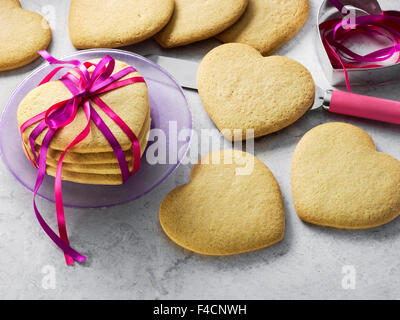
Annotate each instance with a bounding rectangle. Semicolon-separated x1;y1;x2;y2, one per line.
0;49;192;208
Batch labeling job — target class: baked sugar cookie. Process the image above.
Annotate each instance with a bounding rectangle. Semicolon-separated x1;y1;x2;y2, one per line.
18;60;150;153
33;114;151;175
0;0;51;71
23;120;150;185
27;111;149;166
292;123;400;229
216;0;309;55
26;118;150;174
43;148;133;165
2;0;20;9
26;105;150;155
155;0;248;48
47;161;133;176
23;145;131;186
45;167;125;186
197;43;315;141
69;0;174;49
160;150;285;255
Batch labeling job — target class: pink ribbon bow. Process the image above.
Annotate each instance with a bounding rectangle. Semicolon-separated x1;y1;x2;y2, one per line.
20;51;146;265
320;0;400;91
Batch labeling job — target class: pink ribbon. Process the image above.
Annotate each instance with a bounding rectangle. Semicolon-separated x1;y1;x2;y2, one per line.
320;0;400;91
20;51;146;265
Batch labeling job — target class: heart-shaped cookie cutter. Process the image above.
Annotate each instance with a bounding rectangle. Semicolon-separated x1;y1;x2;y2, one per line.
317;0;400;87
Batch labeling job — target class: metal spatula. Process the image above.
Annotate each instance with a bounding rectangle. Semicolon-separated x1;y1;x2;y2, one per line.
147;54;400;126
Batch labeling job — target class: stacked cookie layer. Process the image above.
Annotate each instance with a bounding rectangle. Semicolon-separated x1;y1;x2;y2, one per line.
17;60;151;185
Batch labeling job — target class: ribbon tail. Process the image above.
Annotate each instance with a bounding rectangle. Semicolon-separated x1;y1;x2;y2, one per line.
34;129;87;264
54;102;92;265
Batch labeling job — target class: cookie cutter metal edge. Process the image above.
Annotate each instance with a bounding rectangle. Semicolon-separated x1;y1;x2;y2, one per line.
316;0;400;87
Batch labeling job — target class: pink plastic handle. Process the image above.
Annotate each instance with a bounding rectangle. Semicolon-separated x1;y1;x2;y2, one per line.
329;90;400;125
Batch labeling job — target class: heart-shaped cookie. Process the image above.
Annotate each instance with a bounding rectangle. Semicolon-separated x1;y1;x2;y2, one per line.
0;0;51;71
69;0;175;49
197;43;315;141
160;150;285;255
155;0;248;48
292;122;400;229
216;0;309;55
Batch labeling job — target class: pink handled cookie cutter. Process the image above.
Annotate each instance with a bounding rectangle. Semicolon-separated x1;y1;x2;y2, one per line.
313;0;400;125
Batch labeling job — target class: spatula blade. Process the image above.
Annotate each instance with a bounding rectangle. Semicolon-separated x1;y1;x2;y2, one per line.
146;54;199;90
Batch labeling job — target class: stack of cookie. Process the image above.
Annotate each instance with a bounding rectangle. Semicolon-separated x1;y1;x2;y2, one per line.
17;60;151;185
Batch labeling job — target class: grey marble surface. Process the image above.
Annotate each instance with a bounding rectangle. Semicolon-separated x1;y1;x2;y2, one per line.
1;0;400;300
